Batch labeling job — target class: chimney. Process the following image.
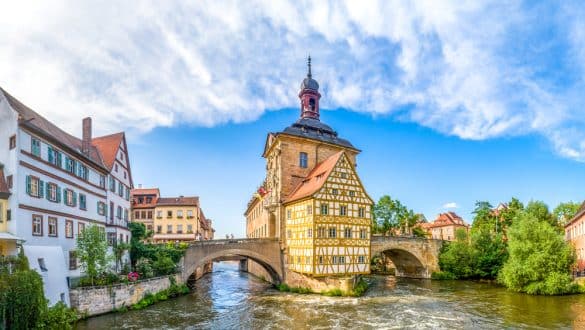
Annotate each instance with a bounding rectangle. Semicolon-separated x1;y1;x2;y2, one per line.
82;117;92;156
138;184;143;188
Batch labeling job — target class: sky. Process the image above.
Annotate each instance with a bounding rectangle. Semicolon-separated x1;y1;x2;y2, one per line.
1;1;585;237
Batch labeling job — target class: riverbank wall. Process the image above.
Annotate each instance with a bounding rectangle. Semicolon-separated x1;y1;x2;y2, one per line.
69;274;183;317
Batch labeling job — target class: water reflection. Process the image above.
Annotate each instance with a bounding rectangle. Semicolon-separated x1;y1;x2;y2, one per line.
76;262;585;329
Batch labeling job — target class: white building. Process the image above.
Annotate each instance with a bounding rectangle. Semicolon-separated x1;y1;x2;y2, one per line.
0;87;133;305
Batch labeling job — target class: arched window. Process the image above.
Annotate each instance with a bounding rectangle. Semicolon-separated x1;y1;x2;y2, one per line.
309;98;315;111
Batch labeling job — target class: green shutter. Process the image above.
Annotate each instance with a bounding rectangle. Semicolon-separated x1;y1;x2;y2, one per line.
45;182;50;200
63;189;67;204
56;186;62;203
56;152;62;168
26;176;31;195
72;192;77;207
48;147;54;163
38;180;44;198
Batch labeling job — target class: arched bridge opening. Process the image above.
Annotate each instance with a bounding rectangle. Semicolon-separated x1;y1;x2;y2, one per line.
182;239;283;288
370;236;442;279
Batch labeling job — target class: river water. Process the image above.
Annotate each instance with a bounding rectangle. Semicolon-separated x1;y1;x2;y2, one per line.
76;262;585;329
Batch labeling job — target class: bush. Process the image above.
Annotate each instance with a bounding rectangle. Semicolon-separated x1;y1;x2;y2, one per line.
322;288;343;297
152;253;177;276
431;271;457;280
37;302;78;329
136;259;155;278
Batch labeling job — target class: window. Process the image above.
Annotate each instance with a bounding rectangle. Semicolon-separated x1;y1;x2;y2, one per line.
9;135;16;149
48;146;62;167
341;173;347;179
65;157;75;174
146;197;152;204
6;210;10;221
320;203;328;215
329;227;336;238
318;256;324;264
332;256;338;264
287;210;292;220
359;229;367;239
140;211;146;219
69;251;77;270
307;205;313;215
31;137;41;157
48;217;58;237
78;222;85;235
344;227;352;238
358;256;365;264
124;171;127;179
349;191;355;197
99;175;106;188
97;202;107;216
157;211;163;218
147;225;153;231
116;206;122;219
287;230;292;238
38;258;48;272
0;204;3;223
299;152;308;168
177;210;183;218
118;181;123;197
6;175;12;189
125;188;130;201
332;189;338;195
124;209;128;221
187;224;193;233
79;193;87;210
26;176;43;198
121;153;124;161
340;205;347;216
135;211;140;219
307;229;313;238
115;163;118;172
358;207;365;218
65;220;73;238
147;211;153;219
167;210;172;218
157;225;162;233
167;225;172;233
46;183;58;202
177;224;183;233
107;232;116;246
339;256;345;264
77;165;88;180
64;189;76;207
32;215;43;236
109;176;115;192
317;226;326;238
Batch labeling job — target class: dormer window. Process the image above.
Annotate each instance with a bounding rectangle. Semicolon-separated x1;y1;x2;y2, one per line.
299;152;308;168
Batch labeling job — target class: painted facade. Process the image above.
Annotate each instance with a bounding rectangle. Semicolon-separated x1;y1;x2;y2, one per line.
423;212;469;241
0;87;134;305
245;58;373;279
151;196;214;242
130;188;160;232
565;202;585;276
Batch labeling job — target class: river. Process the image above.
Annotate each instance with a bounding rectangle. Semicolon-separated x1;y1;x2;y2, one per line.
76;262;585;329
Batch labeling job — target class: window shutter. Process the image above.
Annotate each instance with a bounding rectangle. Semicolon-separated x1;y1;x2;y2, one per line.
57;152;62;167
48;147;54;163
38;180;44;198
45;182;50;200
26;176;31;195
72;192;77;207
63;189;67;204
56;186;62;203
104;203;108;215
97;202;100;214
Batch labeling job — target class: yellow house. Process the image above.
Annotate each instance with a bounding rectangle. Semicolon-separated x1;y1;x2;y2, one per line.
152;196;204;243
284;151;373;276
1;165;21;256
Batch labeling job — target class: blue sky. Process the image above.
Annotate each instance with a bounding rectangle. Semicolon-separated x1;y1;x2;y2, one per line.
1;1;585;237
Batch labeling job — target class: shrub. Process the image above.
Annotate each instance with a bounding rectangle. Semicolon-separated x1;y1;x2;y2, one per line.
322;288;343;297
37;302;78;329
152;253;177;276
431;271;457;280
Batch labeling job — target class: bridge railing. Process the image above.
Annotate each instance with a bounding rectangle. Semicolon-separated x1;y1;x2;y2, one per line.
187;237;278;246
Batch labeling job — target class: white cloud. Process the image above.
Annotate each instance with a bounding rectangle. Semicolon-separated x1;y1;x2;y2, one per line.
442;202;458;209
0;1;584;160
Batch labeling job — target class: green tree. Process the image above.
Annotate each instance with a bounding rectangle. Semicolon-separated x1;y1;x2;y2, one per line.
553;201;581;226
438;229;475;279
129;222;149;268
497;197;524;234
471;201;496;234
77;225;109;285
113;242;131;273
373;196;402;234
525;200;555;227
498;211;579;295
471;230;508;279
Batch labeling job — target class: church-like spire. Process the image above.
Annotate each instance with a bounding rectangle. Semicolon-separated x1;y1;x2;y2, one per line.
299;57;321;120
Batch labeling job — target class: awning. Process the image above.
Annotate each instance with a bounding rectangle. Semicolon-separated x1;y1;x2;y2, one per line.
0;232;25;242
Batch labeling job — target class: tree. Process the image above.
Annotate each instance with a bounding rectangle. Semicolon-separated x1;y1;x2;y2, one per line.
498;211;579;295
525;200;555;227
497;197;524;235
77;225;109;285
471;230;508;279
129;222;149;268
471;201;496;234
438;229;475;279
373;195;420;235
553;201;581;227
113;242;131;273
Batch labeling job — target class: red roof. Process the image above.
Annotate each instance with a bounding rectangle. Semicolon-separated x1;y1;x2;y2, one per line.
156;196;199;207
92;132;124;171
284;151;344;203
428;212;467;228
131;188;161;196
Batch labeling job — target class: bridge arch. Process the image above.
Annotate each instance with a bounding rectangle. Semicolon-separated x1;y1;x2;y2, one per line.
181;239;283;285
370;236;442;279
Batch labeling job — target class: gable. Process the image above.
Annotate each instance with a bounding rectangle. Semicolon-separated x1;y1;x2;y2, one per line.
313;153;373;205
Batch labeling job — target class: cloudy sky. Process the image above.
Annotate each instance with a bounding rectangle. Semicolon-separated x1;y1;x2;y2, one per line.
2;1;585;236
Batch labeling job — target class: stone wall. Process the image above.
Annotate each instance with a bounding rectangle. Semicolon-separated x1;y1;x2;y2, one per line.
284;270;357;293
70;274;182;316
245;259;275;283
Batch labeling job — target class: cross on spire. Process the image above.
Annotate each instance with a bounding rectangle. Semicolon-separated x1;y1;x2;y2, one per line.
307;55;312;78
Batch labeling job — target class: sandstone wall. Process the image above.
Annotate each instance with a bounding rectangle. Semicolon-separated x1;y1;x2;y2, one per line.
70;274;183;316
245;259;275;284
284;270;357;293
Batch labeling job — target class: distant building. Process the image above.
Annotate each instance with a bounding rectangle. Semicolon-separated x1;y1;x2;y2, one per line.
0;87;133;305
151;195;213;242
565;202;585;276
425;212;469;241
131;188;160;232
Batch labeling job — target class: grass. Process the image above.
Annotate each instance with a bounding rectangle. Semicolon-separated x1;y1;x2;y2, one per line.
277;283;313;294
431;271;457;280
278;278;370;297
125;283;190;311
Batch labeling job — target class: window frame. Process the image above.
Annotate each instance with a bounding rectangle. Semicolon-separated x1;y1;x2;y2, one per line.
299;152;308;168
32;214;43;236
48;217;58;237
9;135;16;150
65;219;74;238
31;137;41;157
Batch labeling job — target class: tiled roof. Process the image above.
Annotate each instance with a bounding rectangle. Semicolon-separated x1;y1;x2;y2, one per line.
0;88;107;170
0;167;10;198
428;212;467;228
92;132;124;171
131;188;160;196
156;196;199;207
285;151;344;203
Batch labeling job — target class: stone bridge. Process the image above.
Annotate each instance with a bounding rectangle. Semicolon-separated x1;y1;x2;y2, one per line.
371;236;443;278
182;238;283;284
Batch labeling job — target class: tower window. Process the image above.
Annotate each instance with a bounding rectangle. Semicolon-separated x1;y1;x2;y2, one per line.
299;152;308;168
309;98;315;111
